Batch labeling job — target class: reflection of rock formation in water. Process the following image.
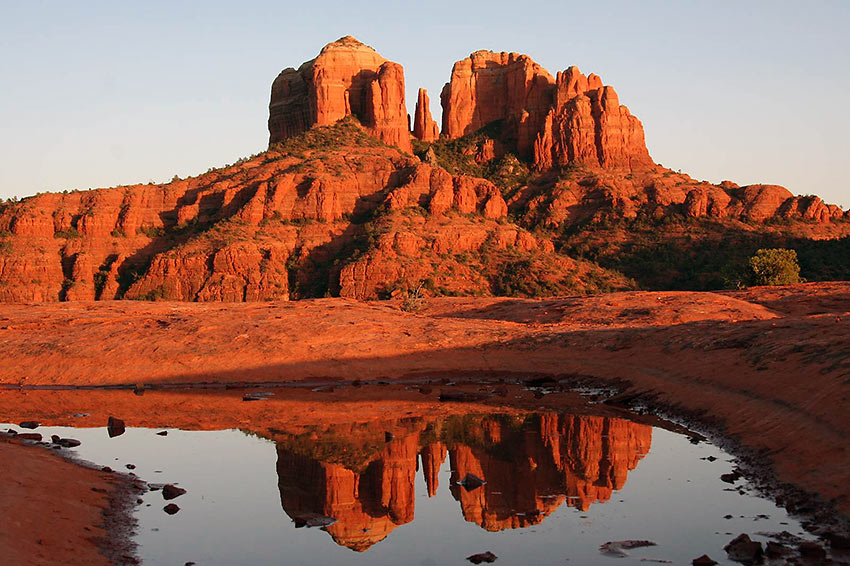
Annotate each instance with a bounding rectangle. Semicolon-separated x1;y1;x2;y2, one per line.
449;414;652;531
275;413;651;550
420;442;447;498
276;431;420;551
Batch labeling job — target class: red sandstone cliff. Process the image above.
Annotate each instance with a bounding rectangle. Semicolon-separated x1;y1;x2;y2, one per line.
268;36;412;153
0;37;847;304
438;53;652;172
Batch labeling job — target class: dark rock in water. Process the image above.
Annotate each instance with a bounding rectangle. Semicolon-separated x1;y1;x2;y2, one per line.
524;376;556;387
17;432;42;442
724;534;763;564
101;467;113;473
51;436;81;448
466;551;497;564
798;541;826;560
19;421;39;429
720;471;741;484
764;541;791;557
291;513;337;528
599;540;657;557
126;464;136;470
5;429;17;435
156;431;168;436
458;473;486;491
384;432;394;442
107;416;126;438
692;555;717;566
162;484;187;500
163;503;180;515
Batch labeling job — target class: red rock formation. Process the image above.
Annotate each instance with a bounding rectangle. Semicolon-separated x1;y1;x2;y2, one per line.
438;53;652;172
268;36;412;153
534;67;653;172
413;88;440;142
441;51;555;159
0;38;847;304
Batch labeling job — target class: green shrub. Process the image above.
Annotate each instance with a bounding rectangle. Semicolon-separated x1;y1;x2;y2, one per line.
137;225;165;238
748;248;801;286
54;227;82;239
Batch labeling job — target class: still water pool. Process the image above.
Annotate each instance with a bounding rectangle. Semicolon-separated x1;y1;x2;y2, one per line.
2;402;815;565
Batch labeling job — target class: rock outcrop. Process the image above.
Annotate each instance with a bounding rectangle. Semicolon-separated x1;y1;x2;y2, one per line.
413;88;440;142
441;51;555;160
533;66;653;171
439;53;652;172
0;37;847;304
268;36;412;153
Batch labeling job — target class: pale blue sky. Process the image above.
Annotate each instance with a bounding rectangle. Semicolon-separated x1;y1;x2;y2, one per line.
1;1;848;207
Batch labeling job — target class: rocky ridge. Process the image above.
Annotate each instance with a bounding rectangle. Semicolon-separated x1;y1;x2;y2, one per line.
0;36;847;303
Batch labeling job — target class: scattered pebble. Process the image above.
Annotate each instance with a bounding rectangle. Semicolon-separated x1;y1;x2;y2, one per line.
466;551;497;564
458;473;486;491
162;484;187;501
107;416;126;438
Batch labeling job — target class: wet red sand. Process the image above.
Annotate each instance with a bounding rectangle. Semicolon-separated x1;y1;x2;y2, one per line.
0;436;135;566
0;282;848;562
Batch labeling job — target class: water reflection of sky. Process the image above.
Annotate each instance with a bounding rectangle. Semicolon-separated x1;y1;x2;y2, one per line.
2;421;810;565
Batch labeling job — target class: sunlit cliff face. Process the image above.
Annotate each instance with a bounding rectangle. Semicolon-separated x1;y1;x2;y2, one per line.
275;412;652;551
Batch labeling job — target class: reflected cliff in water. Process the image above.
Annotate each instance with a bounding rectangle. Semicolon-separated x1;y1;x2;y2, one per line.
274;412;652;551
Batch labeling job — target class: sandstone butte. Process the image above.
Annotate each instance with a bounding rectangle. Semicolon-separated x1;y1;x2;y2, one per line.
0;35;847;303
269;36;411;153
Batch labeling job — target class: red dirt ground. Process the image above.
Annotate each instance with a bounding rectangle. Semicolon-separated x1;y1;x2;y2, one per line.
0;436;135;566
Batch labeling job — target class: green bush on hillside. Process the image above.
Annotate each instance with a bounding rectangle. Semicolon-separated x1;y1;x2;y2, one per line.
748;248;801;286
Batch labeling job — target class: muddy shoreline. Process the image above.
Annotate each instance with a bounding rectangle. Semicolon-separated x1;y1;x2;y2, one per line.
0;435;139;566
